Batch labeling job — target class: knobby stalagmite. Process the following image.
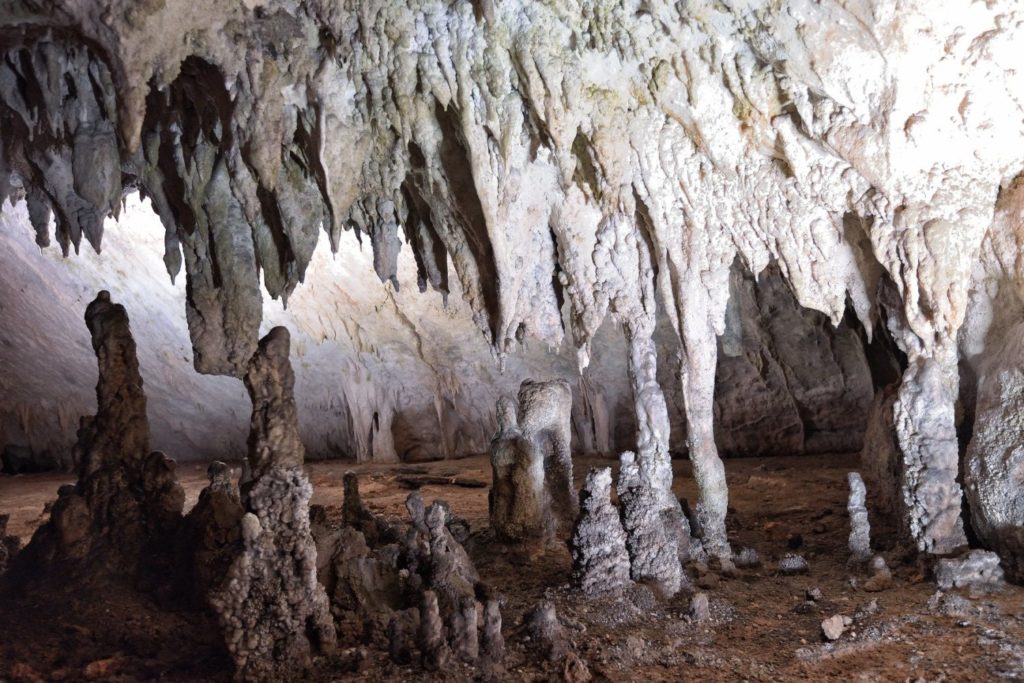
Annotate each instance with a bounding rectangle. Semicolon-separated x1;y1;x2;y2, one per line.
6;291;184;583
571;467;631;595
209;327;336;681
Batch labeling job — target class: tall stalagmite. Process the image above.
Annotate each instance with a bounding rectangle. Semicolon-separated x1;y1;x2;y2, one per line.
6;291;183;581
209;327;336;681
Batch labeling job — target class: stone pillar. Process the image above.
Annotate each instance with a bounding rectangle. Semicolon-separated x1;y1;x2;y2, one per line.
210;327;336;681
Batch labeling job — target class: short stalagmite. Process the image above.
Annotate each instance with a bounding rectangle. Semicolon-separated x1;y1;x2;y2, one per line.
489;395;546;541
209;327;336;681
617;451;685;597
847;472;872;564
517;379;576;532
571;467;631;595
181;461;244;603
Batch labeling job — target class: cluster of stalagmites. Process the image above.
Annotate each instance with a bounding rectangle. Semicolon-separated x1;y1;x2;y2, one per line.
490;381;690;598
0;293;509;681
310;473;506;676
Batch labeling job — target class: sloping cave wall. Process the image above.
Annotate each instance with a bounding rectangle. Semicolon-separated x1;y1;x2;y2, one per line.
0;197;873;467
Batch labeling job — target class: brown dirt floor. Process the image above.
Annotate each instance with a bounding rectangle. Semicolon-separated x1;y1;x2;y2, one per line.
2;453;1023;681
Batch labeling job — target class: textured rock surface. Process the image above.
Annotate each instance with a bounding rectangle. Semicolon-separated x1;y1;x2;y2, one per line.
2;0;1024;558
209;327;336;681
517;379;577;533
7;291;184;581
617;451;685;596
935;550;1005;591
847;472;872;564
181;461;244;604
571;467;631;595
963;318;1024;581
0;199;871;469
488;396;546;541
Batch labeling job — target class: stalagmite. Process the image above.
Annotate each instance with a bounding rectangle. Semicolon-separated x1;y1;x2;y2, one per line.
181;461;244;603
571;467;631;595
209;327;336;681
0;515;19;577
893;354;968;553
617;451;685;597
7;291;184;580
847;472;872;564
489;395;546;541
418;590;449;671
517;379;576;533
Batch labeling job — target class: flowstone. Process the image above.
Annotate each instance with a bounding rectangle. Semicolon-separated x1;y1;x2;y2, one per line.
571;467;631;595
209;327;336;681
489;395;546;541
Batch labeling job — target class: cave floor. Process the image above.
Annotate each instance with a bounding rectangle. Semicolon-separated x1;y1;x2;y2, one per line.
2;453;1024;681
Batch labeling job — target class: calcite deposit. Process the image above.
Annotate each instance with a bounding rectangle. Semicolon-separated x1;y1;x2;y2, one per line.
4;0;1021;563
209;327;336;681
7;291;184;581
847;472;872;564
2;0;1024;678
571;467;631;595
488;395;546;541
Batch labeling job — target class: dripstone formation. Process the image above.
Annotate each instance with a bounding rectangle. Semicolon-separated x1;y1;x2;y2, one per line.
489;395;546;541
847;472;872;564
181;461;244;603
6;291;184;583
571;467;631;595
517;379;576;532
209;327;336;681
617;451;686;597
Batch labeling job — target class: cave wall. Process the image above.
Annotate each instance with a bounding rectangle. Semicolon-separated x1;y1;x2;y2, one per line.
0;197;872;467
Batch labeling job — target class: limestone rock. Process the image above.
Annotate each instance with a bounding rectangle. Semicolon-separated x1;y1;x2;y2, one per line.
778;554;809;576
964;321;1024;581
517;380;576;533
689;593;711;622
524;601;570;662
847;472;872;564
342;471;398;546
0;515;21;577
209;327;336;681
181;461;244;604
488;395;546;542
7;292;184;582
571;467;631;595
821;615;847;641
934;550;1005;592
617;451;684;597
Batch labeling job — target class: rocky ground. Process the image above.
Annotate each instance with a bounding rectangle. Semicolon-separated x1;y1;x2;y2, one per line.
2;453;1024;681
